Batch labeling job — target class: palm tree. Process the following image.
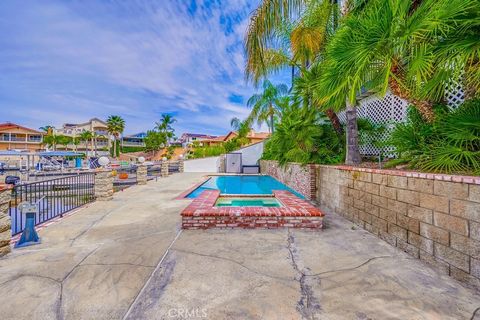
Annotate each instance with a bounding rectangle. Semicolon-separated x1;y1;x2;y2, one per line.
245;0;345;134
39;125;54;134
314;0;478;122
43;134;60;151
247;80;289;133
106;115;125;158
293;64;344;135
71;136;80;152
57;135;72;150
79;130;93;156
230;117;252;141
155;114;176;145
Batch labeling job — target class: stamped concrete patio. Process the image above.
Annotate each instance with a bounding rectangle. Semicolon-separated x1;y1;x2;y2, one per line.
0;172;479;320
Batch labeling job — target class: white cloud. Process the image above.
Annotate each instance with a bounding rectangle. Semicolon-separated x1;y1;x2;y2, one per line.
0;0;286;135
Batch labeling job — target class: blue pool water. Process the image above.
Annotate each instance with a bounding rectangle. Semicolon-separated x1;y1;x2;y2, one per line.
186;175;304;199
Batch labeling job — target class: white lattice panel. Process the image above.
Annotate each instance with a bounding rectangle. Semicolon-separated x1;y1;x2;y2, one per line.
336;85;464;157
445;80;465;109
337;92;408;156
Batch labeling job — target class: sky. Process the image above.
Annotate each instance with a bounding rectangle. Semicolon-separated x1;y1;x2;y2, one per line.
0;0;290;136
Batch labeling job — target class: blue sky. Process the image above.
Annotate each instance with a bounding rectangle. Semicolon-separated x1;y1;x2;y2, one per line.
0;0;290;136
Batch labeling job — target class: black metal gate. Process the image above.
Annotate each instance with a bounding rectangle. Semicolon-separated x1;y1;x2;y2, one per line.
225;153;242;173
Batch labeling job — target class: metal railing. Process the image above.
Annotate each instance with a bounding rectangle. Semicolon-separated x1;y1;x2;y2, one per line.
8;173;96;235
113;167;137;192
168;161;180;173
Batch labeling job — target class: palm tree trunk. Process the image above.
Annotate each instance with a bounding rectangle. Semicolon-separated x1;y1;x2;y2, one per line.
113;136;117;158
94;137;97;157
325;108;343;136
345;103;361;165
270;114;275;133
389;73;435;122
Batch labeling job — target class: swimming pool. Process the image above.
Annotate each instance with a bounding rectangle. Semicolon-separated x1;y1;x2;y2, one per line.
185;175;304;199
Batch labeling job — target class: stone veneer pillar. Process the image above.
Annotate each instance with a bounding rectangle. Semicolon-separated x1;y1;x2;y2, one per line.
94;169;114;201
0;185;12;257
161;161;169;177
136;164;148;185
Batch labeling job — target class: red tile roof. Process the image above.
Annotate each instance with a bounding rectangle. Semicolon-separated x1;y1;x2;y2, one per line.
0;122;43;134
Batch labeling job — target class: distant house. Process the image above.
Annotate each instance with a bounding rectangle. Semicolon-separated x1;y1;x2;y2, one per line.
121;132;146;148
178;133;218;148
202;130;270;147
54;118;110;156
0;122;44;151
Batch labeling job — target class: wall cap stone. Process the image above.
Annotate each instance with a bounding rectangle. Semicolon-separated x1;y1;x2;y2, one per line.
317;165;480;186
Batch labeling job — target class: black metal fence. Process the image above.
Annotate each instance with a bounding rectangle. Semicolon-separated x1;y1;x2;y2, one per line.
8;173;96;235
168;161;180;173
113;167;137;192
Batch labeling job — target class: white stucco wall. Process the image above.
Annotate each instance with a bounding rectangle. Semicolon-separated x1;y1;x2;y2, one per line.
184;156;220;172
236;141;264;166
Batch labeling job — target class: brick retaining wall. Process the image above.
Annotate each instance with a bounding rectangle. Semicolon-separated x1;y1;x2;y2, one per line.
260;160;480;290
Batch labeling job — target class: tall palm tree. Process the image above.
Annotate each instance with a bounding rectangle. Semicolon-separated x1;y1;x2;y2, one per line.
106;115;125;158
155;114;176;145
247;80;289;133
71;136;80;152
39;125;54;134
79;130;93;156
245;0;345;134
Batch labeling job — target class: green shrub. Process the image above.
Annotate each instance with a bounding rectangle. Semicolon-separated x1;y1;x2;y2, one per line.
191;145;226;159
388;99;480;174
121;146;145;153
262;105;344;165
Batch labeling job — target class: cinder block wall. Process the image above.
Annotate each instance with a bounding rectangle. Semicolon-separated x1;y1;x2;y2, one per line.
317;165;480;290
260;160;480;290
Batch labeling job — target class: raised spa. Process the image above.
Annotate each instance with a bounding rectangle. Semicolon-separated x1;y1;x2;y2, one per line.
215;197;282;207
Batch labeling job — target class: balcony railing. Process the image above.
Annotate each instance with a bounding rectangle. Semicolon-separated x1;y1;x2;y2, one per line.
122;141;145;147
0;136;42;143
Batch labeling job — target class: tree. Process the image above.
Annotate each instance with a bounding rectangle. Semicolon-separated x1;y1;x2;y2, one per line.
262;102;344;165
155;114;176;145
144;130;166;152
79;130;93;156
71;136;80;152
245;0;344;135
43;134;61;151
247;80;289;133
314;0;479;122
106;115;125;159
39;125;54;134
292;64;344;135
57;135;71;150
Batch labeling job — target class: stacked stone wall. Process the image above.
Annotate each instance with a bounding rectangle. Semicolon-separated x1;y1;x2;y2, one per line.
259;160;316;200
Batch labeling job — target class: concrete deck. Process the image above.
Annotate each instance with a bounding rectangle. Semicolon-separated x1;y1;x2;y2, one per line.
0;172;479;320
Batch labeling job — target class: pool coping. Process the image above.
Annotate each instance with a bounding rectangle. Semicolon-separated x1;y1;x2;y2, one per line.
174;176;211;200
